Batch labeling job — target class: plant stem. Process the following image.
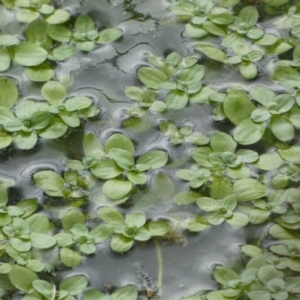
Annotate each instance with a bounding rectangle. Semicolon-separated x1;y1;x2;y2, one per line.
256;224;270;247
154;238;163;297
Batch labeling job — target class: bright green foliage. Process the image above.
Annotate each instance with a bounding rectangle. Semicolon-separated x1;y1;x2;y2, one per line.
67;132;168;200
176;165;211;188
55;222;114;260
0;77;19;108
196;194;249;227
0;187;38;227
33;169;95;200
226;42;264;79
72;15;122;51
249;86;295;141
239;190;287;224
5;0;71;24
40;81;99;128
97;207;169;252
136;52;209;109
0;101;53;149
159;121;209;145
125;87;166;113
23;275;88;300
83;286;138;300
2;217;56;252
191;131;258;180
171;0;233;38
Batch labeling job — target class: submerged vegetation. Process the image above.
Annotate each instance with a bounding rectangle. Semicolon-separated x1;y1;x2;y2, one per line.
1;0;300;299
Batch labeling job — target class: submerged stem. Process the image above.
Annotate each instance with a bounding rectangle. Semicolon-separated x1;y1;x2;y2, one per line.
256;224;271;247
154;238;163;297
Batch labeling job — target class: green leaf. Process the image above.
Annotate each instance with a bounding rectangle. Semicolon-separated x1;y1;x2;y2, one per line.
210;131;236;153
125;211;146;228
26;19;50;47
16;198;38;218
96;28;122;44
60;248;82;267
223;93;255;125
137;150;168;169
233;119;265;145
197;197;218;211
46;9;70;24
203;21;227;36
109;148;134;170
83;289;105;300
0;49;11;72
173;191;201;205
76;41;95;52
179;65;205;83
104;133;135;155
137;67;168;89
38;118;68;139
213;266;239;285
256;33;278;46
60;275;88;296
248;290;272;300
62;209;85;232
12;43;48;67
46;24;72;42
233;178;266;201
0;129;12;149
25;63;55;82
227;212;249;226
52;44;76;61
239;62;257;79
112;286;138;300
186;24;208;38
74;15;94;33
127;171;147;184
207;290;236;300
83;131;103;158
166;90;189;109
33;170;65;194
9;266;38;292
210;177;233;199
171;1;195;15
26;213;49;233
279;146;300;164
271;66;300;88
14;130;37;150
257;265;283;284
31;233;56;249
42;81;67;104
239;6;259;26
242;244;263;257
103;179;132;200
270;115;294;142
269;224;296;239
253;153;283;171
91;159;123;179
148;221;169;236
17;9;40;23
195;43;227;62
110;235;133;252
0;77;18;109
98;206;124;226
32;280;53;299
0;34;19;47
187;215;209;232
90;224;114;243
